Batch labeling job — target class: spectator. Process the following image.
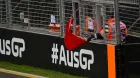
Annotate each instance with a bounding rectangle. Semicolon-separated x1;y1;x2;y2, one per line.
86;16;96;33
87;18;128;43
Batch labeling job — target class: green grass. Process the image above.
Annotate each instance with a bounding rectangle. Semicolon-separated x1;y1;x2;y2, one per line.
0;61;85;78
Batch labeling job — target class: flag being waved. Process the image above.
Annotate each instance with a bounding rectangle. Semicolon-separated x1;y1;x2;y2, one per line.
64;18;87;50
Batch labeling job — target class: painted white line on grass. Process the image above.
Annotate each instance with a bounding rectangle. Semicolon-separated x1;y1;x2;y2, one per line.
0;68;48;78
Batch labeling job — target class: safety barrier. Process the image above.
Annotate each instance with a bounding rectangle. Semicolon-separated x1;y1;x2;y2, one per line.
0;0;140;78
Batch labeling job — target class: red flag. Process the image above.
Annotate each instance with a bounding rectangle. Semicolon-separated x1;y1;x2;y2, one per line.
64;18;87;50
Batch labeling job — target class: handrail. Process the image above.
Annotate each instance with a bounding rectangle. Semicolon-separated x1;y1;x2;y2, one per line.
128;17;140;31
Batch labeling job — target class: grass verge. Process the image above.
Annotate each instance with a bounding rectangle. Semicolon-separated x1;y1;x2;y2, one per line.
0;61;85;78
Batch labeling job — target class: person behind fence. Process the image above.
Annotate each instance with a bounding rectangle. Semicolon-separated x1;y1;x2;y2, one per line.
86;16;96;33
108;21;128;42
87;18;128;42
50;14;56;26
106;17;128;42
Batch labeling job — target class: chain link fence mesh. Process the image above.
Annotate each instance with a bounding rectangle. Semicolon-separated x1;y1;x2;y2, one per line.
0;0;140;43
0;0;6;24
119;0;140;37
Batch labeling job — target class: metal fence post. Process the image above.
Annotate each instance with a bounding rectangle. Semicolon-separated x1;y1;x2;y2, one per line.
102;4;107;41
0;1;2;23
59;0;64;37
28;0;30;29
96;4;102;33
72;0;76;35
139;0;140;16
114;0;121;44
80;2;85;35
6;0;12;28
79;0;82;36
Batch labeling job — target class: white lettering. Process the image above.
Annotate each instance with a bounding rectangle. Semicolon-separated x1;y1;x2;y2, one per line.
80;49;94;70
74;52;79;68
80;50;88;70
52;44;94;70
12;38;25;58
0;39;5;54
59;45;67;66
0;37;25;58
67;50;73;67
6;40;11;55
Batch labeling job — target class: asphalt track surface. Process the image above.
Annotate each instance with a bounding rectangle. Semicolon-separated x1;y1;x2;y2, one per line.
0;72;27;78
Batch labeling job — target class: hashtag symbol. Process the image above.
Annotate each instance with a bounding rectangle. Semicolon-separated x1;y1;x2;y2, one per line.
51;43;59;64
